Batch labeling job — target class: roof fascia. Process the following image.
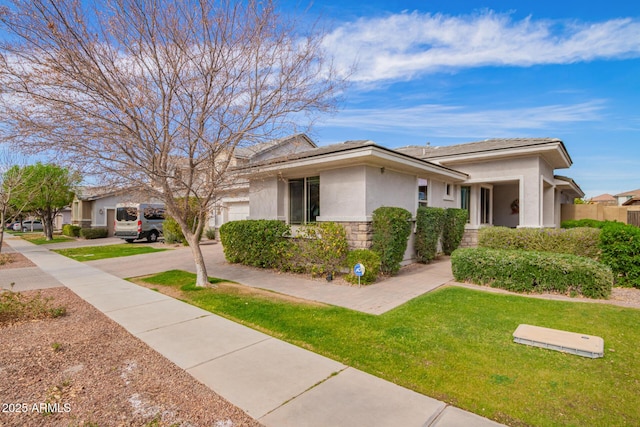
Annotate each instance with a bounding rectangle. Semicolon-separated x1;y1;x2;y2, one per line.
426;142;573;169
237;145;468;181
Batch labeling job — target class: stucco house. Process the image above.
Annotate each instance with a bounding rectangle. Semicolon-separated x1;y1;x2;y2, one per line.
589;193;617;205
235;136;583;254
614;189;640;206
208;134;318;227
71;187;162;236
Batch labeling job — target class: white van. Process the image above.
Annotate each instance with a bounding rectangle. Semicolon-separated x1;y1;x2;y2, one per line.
114;203;165;243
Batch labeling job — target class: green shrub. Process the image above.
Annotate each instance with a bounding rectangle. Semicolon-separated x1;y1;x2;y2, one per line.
344;249;381;285
80;228;108;239
219;220;292;268
442;208;468;255
599;222;640;288
164;198;206;246
414;207;445;263
371;207;412;275
286;222;349;276
163;216;184;243
561;219;610;229
478;227;601;260
0;285;67;324
62;224;80;237
451;247;613;299
205;227;216;240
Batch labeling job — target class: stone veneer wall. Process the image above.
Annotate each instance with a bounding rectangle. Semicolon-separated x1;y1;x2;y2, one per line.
459;229;479;248
337;221;373;250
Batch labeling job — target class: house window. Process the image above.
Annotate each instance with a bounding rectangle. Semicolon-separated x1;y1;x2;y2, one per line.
444;182;454;200
461;186;471;223
289;176;319;224
480;187;491;224
418;179;428;207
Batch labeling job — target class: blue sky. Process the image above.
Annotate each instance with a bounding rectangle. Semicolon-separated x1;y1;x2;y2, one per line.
287;0;640;198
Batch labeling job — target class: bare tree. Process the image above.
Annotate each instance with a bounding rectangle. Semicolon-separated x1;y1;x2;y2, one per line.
0;0;345;285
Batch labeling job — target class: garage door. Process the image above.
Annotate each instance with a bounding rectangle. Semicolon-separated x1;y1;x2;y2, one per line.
227;202;249;222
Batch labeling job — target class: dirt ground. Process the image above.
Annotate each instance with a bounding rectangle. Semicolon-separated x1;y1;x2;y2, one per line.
0;286;262;427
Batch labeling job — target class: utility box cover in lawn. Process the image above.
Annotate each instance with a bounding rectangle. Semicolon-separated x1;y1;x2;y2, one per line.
513;324;604;358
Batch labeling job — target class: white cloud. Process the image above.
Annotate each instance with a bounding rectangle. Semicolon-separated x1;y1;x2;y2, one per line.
321;100;605;138
324;10;640;82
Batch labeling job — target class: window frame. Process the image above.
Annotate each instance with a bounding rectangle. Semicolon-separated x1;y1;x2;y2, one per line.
288;176;320;225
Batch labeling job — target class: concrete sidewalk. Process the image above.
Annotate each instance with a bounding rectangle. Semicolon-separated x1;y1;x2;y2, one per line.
86;242;454;314
3;235;505;427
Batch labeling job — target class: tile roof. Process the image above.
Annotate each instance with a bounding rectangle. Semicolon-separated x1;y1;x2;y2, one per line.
234;133;316;159
244;140;375;167
396;138;564;159
615;189;640;197
590;193;616;202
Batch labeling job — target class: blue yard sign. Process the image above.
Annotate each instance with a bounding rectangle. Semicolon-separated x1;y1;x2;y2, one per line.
354;263;365;287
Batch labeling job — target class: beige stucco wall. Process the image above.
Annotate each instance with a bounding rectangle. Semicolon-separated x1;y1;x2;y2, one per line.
249;177;280;220
428;178;458;209
442;156;559;228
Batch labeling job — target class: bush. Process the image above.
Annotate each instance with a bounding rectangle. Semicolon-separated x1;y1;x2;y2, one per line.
414;207;445;263
286;222;349;276
478;227;601;260
80;228;108;239
0;285;67;324
561;219;610;229
442;208;468;255
62;224;80;237
205;227;216;240
344;249;381;285
371;207;412;275
163;216;184;243
599;222;640;288
451;247;613;299
219;220;292;268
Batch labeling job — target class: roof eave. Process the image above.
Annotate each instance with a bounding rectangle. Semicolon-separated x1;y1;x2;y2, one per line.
235;145;468;181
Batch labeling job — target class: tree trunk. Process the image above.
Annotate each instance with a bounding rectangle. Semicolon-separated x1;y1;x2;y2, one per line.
41;210;54;240
186;233;214;287
0;211;5;254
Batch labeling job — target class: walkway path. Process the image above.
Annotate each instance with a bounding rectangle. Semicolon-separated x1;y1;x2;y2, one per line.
3;235;505;427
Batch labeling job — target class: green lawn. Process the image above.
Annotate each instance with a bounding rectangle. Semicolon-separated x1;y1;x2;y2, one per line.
20;233;75;245
137;270;640;426
54;244;168;261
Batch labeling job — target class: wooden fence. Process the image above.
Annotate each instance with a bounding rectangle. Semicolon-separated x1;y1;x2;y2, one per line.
561;204;640;225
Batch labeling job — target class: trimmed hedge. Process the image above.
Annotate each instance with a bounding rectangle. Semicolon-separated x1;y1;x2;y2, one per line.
599;222;640;288
478;226;601;260
371;207;412;275
451;247;613;299
80;228;108;239
344;249;380;285
62;224;80;237
414;207;445;263
219;220;291;268
442;208;468;255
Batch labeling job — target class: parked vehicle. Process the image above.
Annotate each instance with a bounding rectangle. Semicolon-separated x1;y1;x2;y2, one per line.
114;203;165;243
15;220;44;232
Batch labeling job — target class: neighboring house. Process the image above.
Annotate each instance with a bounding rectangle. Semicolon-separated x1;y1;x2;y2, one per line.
622;197;640;206
53;206;72;231
590;194;617;205
235;136;583;257
208;134;318;228
614;189;640;206
72;187;161;236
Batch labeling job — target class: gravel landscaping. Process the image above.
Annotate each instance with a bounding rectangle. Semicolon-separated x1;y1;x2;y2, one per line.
0;286;262;427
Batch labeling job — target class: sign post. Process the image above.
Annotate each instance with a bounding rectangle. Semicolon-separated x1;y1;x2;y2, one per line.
353;262;365;287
